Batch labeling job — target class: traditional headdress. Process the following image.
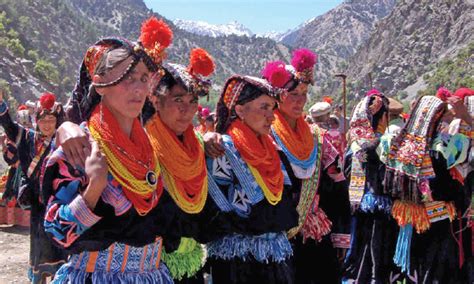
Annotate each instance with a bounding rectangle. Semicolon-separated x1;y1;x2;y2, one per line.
36;92;62;118
67;16;173;123
384;96;446;203
262;48;317;91
216;75;279;133
309;102;332;117
16;105;31;127
454;87;474;100
347;89;388;208
158;48;215;98
435;86;452;101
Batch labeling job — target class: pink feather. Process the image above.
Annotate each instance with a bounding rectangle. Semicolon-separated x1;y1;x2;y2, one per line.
366;89;381;97
291;48;317;72
261;61;291;88
436;87;452;101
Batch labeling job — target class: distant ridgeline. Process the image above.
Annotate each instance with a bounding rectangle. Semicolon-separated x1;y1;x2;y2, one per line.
0;0;472;112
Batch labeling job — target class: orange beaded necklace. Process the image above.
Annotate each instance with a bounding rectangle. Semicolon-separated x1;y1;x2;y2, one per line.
272;109;314;161
227;120;284;204
146;114;208;214
88;104;163;215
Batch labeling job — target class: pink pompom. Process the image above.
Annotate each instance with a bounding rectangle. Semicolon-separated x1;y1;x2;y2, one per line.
201;107;210;118
366;89;381;97
291;48;317;72
436;87;452;101
261;61;291;88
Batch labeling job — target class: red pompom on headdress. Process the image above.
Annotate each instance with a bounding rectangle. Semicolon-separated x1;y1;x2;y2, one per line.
197;105;203;112
39;92;56;111
188;48;215;77
139;16;173;64
366;89;382;97
290;48;317;84
435;87;452;101
17;105;28;111
261;61;291;88
322;96;333;105
453;87;474;100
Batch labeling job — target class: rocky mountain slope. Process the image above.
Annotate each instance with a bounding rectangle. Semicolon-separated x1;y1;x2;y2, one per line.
342;0;474;98
280;0;397;89
0;0;289;104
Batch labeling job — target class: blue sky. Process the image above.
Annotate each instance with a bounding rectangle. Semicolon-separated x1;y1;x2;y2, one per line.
143;0;343;34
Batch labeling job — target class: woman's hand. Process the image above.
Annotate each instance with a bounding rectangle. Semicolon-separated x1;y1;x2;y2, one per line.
203;131;225;158
56;122;91;168
83;141;108;209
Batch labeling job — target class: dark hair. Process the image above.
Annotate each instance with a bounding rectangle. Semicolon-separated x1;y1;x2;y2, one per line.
205;113;215;123
285;78;299;92
369;96;388;130
215;83;265;133
80;47;134;120
153;71;178;98
328;116;339;127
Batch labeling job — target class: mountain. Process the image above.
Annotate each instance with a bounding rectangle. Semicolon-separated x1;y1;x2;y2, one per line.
279;0;397;90
173;19;253;38
342;0;474;99
0;0;289;106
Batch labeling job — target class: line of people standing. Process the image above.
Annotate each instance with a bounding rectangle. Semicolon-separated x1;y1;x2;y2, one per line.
0;15;472;284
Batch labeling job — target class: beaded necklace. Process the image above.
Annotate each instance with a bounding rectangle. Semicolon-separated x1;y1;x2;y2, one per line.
146;114;208;214
88;104;162;215
227;120;283;205
271;110;317;176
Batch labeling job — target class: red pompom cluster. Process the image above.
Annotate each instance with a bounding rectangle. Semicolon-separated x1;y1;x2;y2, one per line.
189;48;215;77
435;87;452;101
453;87;474;100
139;16;173;50
366;89;381;97
322;96;333;105
39;92;56;110
291;48;317;72
262;61;291;88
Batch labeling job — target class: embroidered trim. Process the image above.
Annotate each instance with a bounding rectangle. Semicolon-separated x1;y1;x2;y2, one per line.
331;233;351;249
207;232;293;263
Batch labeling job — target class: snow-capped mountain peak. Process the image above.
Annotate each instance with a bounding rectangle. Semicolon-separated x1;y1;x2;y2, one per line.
173;19;254;38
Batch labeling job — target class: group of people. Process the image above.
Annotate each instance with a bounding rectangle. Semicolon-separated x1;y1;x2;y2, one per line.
0;16;472;284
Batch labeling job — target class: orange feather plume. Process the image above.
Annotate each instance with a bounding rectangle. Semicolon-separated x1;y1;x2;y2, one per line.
188;48;215;77
139;16;173;50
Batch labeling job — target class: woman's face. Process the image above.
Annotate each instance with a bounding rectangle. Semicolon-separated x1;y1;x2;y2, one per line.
97;58;151;121
37;114;57;137
279;83;308;120
236;94;276;136
204;119;215;132
154;84;199;135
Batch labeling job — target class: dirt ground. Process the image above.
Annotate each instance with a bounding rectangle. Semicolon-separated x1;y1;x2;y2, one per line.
0;225;30;284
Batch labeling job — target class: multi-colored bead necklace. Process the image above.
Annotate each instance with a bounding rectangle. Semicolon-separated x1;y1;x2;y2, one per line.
146;114;208;214
227;120;283;205
88;104;162;215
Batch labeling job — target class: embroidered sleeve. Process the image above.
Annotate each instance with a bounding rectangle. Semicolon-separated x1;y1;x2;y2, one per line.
42;149;101;248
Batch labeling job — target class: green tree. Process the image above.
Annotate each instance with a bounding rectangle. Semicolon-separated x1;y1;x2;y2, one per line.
35;59;60;84
6;38;25;56
27;49;39;62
